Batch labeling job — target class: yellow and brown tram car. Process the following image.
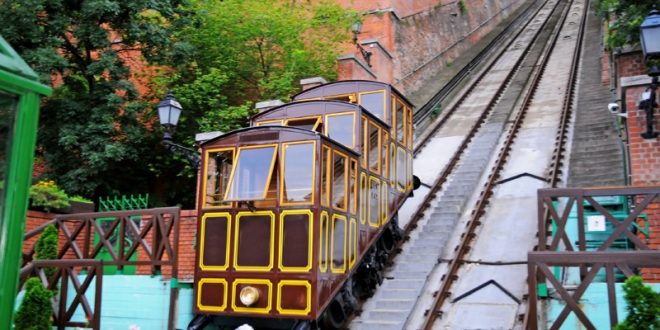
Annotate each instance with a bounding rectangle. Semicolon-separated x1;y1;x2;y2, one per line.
192;82;416;329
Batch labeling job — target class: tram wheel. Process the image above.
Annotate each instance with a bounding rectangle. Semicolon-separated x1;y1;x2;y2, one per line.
320;298;346;329
378;227;396;254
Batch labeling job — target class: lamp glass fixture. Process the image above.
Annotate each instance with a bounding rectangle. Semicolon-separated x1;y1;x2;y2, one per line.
158;92;183;127
640;9;660;60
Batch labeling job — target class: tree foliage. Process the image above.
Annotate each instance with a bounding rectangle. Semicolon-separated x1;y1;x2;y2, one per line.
0;0;189;203
14;278;53;330
597;0;656;50
615;276;660;330
167;0;357;135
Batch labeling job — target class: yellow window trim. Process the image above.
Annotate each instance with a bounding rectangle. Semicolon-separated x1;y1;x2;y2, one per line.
319;211;329;272
280;141;316;206
197;278;228;312
199;212;231;271
348;218;357;270
330;214;348;274
368;176;381;228
383;131;389;183
321;146;331;207
406;106;413;149
350;159;358;215
278;209;313;272
331;149;349;212
367;121;381;175
361;115;367;169
396;147;406;193
325;112;356;149
202;147;235;209
358;90;387;122
381;184;389;226
276;280;312;316
407;152;413;190
390;142;396;188
256;119;284;126
231;279;272;314
323;93;357;103
359;173;367;224
224;144;278;201
285;115;322;131
233;211;275;272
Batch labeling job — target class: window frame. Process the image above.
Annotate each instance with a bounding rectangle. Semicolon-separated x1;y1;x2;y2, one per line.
198;212;232;271
331;149;349;212
280;141;316;206
367;176;381;228
285;116;322;132
224;144;279;202
233;210;276;272
255;119;284;126
202;147;235;209
325;112;356;149
367;120;381;175
358;90;387;122
278;209;314;272
330;214;348;274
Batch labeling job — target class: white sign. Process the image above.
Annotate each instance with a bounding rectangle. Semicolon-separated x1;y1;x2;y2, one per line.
587;215;606;232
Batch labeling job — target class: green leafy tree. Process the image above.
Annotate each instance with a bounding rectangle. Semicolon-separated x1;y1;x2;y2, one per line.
597;0;656;50
0;0;191;205
167;0;357;135
14;278;53;330
35;224;59;278
615;275;660;330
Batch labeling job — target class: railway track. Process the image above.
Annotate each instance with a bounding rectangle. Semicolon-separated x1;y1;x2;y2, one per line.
350;0;590;328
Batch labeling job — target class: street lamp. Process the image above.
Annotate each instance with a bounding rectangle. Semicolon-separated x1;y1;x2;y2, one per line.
157;91;200;168
639;7;660;139
351;20;372;67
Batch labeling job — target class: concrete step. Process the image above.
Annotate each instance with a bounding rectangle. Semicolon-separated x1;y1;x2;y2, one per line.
361;310;411;323
351;319;404;330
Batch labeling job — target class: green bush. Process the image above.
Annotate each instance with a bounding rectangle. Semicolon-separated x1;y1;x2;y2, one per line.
615;276;660;330
14;278;53;330
35;224;58;278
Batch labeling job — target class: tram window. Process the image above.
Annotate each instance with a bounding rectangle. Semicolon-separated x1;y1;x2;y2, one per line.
349;159;357;215
368;177;380;227
205;149;234;207
281;142;314;204
332;151;348;211
326;94;356;103
368;122;380;174
256;119;283;126
396;99;404;144
359;91;385;122
361;116;367;168
286;117;321;131
321;146;330;207
359;173;367;224
331;215;347;272
326;113;355;148
389;142;396;187
381;184;388;225
407;152;413;189
397;147;406;191
383;131;389;179
406;107;413;148
225;145;277;201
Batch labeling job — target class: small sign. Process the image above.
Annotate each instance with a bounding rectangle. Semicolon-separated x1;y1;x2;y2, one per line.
587;215;606;232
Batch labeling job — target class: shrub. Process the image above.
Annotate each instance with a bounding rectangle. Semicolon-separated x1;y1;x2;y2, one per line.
29;180;70;212
615;276;660;330
14;277;53;330
35;224;58;278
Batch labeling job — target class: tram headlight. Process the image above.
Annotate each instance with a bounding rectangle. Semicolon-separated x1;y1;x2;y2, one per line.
239;286;260;306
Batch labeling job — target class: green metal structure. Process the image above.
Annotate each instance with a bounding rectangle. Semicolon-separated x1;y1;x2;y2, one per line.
0;36;51;328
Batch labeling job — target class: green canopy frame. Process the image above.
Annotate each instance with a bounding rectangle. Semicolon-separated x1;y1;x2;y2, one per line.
0;35;51;328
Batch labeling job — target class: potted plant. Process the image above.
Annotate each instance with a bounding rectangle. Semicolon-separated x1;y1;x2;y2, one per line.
28;180;69;213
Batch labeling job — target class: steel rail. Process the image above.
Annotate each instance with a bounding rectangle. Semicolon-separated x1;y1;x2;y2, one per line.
419;0;589;327
411;0;539;126
402;0;559;244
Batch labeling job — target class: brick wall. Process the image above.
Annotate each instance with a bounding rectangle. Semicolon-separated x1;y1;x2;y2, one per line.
616;50;660;282
335;0;527;100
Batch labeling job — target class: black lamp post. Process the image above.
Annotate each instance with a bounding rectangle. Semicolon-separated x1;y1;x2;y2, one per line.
157;91;201;168
639;7;660;139
351;21;372;67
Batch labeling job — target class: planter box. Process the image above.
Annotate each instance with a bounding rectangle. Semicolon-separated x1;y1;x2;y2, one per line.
57;201;95;214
